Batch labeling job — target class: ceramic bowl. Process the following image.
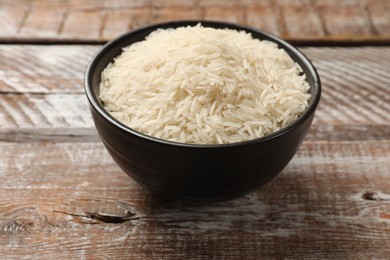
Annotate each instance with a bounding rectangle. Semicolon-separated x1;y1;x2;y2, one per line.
84;20;321;202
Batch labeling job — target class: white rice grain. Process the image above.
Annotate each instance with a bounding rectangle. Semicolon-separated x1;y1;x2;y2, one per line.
100;25;311;144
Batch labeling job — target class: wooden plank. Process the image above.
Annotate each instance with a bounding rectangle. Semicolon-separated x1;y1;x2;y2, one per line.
275;0;312;7
245;6;282;37
0;5;29;37
19;7;64;38
203;6;245;24
151;0;197;8
0;141;389;259
282;6;325;38
151;7;202;24
1;45;389;96
0;45;98;93
307;124;390;142
0;82;387;142
316;4;373;37
367;2;390;35
0;93;92;128
0;0;389;43
0;46;389;142
302;47;390;126
0;0;150;10
0;93;97;141
101;8;151;40
60;10;105;40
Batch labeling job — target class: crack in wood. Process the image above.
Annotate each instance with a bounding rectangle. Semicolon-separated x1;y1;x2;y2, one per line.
57;11;68;35
52;210;139;224
98;11;108;40
362;192;390;201
16;5;31;34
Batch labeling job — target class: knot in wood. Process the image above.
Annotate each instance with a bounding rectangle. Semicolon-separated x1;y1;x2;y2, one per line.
2;219;35;235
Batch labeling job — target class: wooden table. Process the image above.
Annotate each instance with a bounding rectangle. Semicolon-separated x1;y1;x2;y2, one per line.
0;0;389;259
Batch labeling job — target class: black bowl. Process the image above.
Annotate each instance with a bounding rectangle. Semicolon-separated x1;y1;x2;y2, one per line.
84;20;321;202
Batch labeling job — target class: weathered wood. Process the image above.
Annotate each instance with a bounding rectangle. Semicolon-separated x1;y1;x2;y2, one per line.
0;93;389;140
61;10;105;40
0;1;388;258
102;8;151;40
0;89;388;142
0;5;29;37
203;6;245;24
1;46;389;142
0;94;92;128
0;45;98;93
1;45;389;95
282;6;325;38
319;5;373;36
0;0;389;43
246;6;282;37
19;7;65;38
367;1;390;35
0;141;389;259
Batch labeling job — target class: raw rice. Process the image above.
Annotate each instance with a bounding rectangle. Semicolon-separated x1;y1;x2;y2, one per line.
100;25;311;144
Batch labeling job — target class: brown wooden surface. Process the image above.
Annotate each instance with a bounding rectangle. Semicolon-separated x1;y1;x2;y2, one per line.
0;0;389;43
1;0;390;259
0;46;389;259
1;46;389;143
0;141;389;259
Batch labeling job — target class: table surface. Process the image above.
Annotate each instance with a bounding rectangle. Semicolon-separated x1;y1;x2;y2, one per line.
0;0;389;259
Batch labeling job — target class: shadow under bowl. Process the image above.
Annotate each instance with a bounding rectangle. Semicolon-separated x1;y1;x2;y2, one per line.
84;20;321;202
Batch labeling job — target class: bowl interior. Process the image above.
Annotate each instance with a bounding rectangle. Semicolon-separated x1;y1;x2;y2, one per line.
85;20;321;147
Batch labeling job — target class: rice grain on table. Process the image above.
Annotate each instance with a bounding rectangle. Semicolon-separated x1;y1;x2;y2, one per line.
100;25;311;144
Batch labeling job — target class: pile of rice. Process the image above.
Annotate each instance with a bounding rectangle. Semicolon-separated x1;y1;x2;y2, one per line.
100;25;311;144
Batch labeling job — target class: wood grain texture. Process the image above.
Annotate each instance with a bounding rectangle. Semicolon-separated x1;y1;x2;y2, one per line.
0;141;389;259
102;8;151;40
319;5;373;37
61;10;105;41
0;93;97;142
0;5;29;36
367;1;390;35
0;1;389;258
0;45;98;93
303;47;390;125
282;6;325;38
19;7;65;38
246;6;282;37
0;0;389;43
0;45;389;142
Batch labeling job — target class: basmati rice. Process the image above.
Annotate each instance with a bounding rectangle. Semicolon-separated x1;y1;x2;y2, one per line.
100;25;311;144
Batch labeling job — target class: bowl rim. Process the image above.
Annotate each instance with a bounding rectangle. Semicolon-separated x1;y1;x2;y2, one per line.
84;20;321;149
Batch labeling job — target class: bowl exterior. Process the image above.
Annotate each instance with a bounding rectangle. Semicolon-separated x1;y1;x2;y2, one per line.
85;20;321;202
90;105;314;201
